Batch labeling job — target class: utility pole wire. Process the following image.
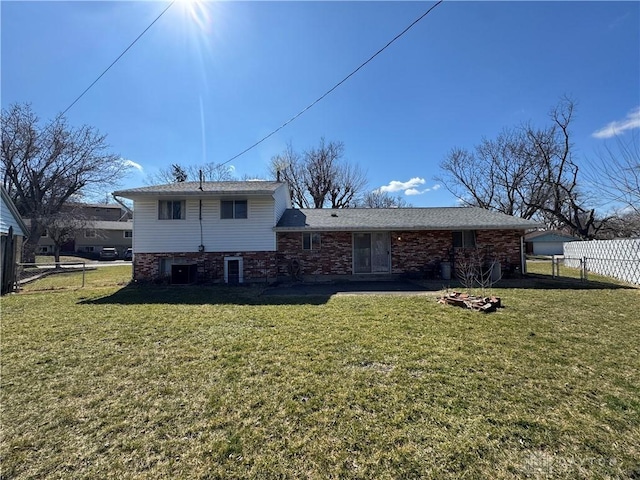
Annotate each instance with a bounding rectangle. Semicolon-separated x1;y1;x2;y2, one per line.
220;0;444;166
60;1;176;117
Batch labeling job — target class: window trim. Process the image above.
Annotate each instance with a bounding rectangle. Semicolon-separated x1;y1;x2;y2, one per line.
123;230;133;238
158;200;186;220
302;232;321;251
220;199;248;220
453;230;476;249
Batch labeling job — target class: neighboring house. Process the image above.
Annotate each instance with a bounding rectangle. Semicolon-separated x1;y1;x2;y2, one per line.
114;181;540;284
1;186;28;294
31;203;133;257
525;230;579;256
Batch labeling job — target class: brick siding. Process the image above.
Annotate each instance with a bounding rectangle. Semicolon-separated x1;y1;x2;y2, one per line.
134;251;278;284
134;229;524;283
277;229;524;279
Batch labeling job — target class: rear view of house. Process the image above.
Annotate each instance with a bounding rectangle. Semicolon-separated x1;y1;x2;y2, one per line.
114;181;539;285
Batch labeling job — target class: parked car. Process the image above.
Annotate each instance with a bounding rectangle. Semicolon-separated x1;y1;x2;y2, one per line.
99;247;119;261
123;248;133;261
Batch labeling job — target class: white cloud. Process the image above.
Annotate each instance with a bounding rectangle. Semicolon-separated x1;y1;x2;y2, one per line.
378;178;441;196
379;177;425;193
123;159;144;172
592;107;640;139
405;184;441;196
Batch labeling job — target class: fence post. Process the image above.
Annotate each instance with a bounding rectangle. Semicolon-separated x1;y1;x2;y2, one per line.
551;256;556;278
583;257;588;282
82;262;86;288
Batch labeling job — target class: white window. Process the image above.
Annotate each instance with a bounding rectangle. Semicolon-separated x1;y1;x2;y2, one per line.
453;230;476;248
85;229;96;238
38;246;49;253
302;233;321;250
158;200;185;220
124;230;133;238
221;200;247;219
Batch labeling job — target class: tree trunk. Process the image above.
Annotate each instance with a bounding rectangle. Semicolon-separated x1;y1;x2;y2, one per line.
54;244;62;269
22;224;41;264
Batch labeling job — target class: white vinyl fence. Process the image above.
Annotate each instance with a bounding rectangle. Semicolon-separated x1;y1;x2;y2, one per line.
564;239;640;285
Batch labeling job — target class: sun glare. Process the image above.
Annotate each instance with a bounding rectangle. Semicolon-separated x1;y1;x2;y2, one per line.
177;0;212;34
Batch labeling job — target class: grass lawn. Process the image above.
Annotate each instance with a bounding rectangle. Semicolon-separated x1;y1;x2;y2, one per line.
1;265;639;479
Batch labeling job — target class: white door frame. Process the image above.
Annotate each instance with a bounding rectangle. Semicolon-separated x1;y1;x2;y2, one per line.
224;256;243;284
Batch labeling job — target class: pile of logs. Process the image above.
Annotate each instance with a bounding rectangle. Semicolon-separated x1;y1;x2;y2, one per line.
438;291;502;313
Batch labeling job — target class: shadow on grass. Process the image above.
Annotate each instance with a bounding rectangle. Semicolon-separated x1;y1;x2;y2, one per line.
78;283;332;306
78;280;442;306
502;274;636;290
78;275;634;306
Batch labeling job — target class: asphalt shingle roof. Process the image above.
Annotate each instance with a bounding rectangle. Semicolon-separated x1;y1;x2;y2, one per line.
275;207;540;231
114;181;285;198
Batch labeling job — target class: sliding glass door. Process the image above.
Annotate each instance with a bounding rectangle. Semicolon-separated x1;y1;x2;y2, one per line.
353;232;390;274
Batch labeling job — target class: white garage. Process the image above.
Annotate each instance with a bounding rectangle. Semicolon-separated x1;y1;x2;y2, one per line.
525;230;578;256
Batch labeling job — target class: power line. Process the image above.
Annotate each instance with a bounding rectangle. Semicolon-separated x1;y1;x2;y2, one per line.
220;0;444;166
60;1;176;118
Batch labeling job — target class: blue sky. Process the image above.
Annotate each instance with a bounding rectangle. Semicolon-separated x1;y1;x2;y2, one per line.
2;1;639;208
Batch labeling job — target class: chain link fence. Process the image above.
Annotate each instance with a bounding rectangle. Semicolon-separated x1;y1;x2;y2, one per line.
564;239;640;286
16;262;89;291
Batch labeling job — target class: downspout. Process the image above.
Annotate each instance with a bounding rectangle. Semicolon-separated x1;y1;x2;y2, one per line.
198;199;205;252
521;234;526;275
111;194;134;220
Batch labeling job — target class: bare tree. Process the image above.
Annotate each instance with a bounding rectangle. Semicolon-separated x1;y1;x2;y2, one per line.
1;103;127;262
270;142;310;208
42;205;91;267
146;161;235;185
596;210;640;239
437;97;601;239
585;131;640;214
328;158;368;208
354;190;411;208
269;138;367;208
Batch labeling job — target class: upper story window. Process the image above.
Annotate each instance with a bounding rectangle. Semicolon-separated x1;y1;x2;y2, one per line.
159;200;185;220
124;230;133;238
85;229;97;238
302;233;321;250
221;200;247;219
453;230;476;248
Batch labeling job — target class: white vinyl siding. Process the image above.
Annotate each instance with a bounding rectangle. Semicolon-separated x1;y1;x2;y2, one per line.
132;196;278;253
272;184;292;224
